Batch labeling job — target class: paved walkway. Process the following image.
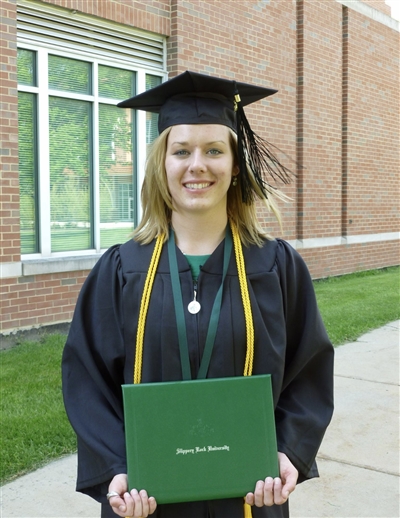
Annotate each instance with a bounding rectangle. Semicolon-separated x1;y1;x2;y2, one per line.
1;321;399;518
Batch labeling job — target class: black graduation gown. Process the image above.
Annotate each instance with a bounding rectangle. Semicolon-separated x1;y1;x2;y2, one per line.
62;237;334;518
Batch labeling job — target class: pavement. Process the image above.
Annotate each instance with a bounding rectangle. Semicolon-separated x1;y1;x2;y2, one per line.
1;320;399;518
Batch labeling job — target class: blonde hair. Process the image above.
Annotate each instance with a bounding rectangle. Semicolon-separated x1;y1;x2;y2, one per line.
133;127;287;246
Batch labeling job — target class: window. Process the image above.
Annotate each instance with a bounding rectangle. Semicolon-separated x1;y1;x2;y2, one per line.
17;4;165;257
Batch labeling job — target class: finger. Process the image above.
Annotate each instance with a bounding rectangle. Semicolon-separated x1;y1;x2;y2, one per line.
139;489;150;517
108;494;127;515
273;477;286;505
282;467;298;499
253;480;266;507
245;492;255;506
282;475;296;499
148;496;157;514
130;488;143;517
120;491;136;517
263;477;274;507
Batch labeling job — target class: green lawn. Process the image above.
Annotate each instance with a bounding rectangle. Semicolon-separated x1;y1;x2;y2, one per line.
0;266;399;484
314;266;399;345
0;335;76;484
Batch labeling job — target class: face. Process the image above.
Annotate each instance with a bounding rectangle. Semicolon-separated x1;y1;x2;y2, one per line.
165;124;238;219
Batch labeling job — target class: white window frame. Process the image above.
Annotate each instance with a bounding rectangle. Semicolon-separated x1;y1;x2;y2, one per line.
17;5;166;265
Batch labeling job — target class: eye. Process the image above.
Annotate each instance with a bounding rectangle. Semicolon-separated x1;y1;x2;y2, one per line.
173;149;189;156
207;148;222;155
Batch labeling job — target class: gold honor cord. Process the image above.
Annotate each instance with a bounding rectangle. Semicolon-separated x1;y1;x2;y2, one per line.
133;222;255;518
232;222;255;518
232;224;254;377
134;233;164;385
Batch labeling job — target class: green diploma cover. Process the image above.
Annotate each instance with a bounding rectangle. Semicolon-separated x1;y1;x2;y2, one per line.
122;374;279;504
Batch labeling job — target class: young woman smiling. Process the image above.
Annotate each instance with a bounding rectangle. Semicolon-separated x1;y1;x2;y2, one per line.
62;71;334;518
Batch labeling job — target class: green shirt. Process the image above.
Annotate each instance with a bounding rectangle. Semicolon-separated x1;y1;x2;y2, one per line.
184;254;210;281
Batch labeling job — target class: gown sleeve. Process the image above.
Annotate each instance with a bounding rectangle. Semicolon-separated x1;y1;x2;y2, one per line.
62;245;127;503
274;240;334;482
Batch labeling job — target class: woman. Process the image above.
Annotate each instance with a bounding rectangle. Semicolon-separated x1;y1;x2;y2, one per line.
62;71;334;518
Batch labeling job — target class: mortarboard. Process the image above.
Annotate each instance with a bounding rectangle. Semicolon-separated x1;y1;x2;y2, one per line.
118;71;293;203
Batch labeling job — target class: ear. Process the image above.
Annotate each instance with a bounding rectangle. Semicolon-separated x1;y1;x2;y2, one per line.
232;164;239;177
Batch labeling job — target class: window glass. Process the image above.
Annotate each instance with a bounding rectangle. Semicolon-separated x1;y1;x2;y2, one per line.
18;92;38;253
99;104;135;248
48;55;91;94
49;97;91;251
17;41;162;256
145;75;162;144
17;49;36;86
98;65;135;99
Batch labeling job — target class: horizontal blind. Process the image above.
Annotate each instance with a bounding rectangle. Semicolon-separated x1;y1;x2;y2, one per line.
17;2;165;70
18;91;38;254
49;95;92;252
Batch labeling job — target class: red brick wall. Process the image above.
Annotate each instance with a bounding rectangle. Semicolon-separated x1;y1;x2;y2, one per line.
345;6;399;236
299;240;399;279
1;271;89;331
298;0;343;240
0;0;20;265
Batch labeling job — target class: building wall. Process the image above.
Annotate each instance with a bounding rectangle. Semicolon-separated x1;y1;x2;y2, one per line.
300;239;399;278
1;0;399;334
298;0;343;240
1;270;90;331
345;6;399;236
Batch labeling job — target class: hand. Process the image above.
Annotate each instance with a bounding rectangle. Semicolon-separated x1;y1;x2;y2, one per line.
245;452;298;507
108;474;157;517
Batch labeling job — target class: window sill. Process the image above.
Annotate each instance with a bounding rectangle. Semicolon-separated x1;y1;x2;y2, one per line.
22;254;102;276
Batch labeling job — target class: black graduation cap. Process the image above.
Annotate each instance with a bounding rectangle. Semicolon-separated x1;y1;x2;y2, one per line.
118;71;276;133
118;71;293;203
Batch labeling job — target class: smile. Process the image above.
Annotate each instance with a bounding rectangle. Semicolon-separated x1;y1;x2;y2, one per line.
184;182;212;189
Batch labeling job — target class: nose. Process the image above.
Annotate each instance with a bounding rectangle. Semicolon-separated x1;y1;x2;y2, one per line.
188;149;206;173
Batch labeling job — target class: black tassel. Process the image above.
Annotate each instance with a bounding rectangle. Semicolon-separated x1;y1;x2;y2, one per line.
234;85;294;204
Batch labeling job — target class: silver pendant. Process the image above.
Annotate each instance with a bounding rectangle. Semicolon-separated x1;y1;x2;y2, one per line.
188;290;201;314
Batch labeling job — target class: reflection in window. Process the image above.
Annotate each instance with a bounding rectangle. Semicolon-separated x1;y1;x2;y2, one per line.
49;97;91;252
146;74;162;145
99;103;135;248
48;55;92;94
18;91;38;254
17;46;162;255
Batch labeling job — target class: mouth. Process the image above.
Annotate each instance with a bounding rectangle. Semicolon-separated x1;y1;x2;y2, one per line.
184;182;213;190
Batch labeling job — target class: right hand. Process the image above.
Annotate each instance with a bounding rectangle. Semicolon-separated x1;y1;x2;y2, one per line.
108;474;157;517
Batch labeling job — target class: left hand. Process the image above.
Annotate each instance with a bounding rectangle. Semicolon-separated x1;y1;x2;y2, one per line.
245;452;298;507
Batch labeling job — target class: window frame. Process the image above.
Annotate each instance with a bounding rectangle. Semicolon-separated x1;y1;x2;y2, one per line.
18;42;165;261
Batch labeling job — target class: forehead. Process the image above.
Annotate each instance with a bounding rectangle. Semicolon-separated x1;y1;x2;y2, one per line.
167;124;231;142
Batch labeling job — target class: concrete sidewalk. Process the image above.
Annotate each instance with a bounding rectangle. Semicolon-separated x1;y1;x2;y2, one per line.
1;321;399;518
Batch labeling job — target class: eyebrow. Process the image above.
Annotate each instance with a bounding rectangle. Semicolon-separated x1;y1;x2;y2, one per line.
170;140;228;146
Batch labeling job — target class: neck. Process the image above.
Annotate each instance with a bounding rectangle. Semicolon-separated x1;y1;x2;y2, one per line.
171;212;228;255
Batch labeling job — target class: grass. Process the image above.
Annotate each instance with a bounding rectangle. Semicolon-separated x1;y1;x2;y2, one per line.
0;334;76;484
314;266;399;345
0;266;399;485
